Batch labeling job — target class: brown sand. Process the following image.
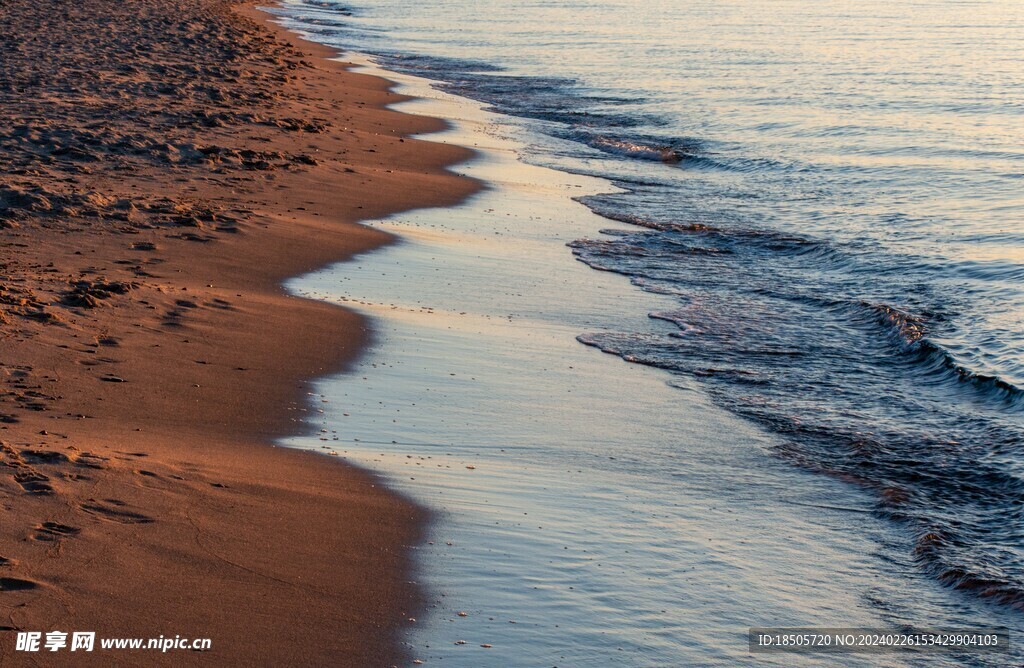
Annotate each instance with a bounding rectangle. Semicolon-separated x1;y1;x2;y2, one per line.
0;0;479;665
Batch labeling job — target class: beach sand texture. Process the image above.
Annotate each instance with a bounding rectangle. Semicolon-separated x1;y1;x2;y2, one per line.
0;1;478;664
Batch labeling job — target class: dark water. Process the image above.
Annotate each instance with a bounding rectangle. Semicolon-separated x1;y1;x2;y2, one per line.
274;0;1024;614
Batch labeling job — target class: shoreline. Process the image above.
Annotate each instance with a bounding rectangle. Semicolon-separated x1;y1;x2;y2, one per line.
0;1;479;664
280;46;1024;665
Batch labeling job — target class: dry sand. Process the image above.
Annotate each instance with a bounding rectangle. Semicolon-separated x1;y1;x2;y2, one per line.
0;0;479;664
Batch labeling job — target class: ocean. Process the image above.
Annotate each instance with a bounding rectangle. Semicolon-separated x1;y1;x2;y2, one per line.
274;0;1023;663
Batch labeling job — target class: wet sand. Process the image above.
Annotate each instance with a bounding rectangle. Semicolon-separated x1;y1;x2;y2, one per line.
0;1;477;664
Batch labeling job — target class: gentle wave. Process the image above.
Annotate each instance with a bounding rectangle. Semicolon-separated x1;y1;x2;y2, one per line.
580;135;691;163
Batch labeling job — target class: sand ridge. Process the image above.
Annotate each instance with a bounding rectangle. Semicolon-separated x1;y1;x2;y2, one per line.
0;0;479;664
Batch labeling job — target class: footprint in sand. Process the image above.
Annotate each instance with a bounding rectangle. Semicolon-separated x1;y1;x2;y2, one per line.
0;577;39;592
79;499;154;524
74;451;110;470
32;522;81;541
3;448;58;495
21;450;72;464
14;470;54;495
209;298;234;310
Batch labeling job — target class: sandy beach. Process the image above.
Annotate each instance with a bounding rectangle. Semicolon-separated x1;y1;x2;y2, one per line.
5;0;1021;664
0;1;477;664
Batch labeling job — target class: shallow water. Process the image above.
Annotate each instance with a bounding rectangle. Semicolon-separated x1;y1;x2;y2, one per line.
278;54;1023;663
271;0;1024;622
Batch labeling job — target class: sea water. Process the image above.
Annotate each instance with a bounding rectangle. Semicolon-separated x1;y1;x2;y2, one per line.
275;1;1024;664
